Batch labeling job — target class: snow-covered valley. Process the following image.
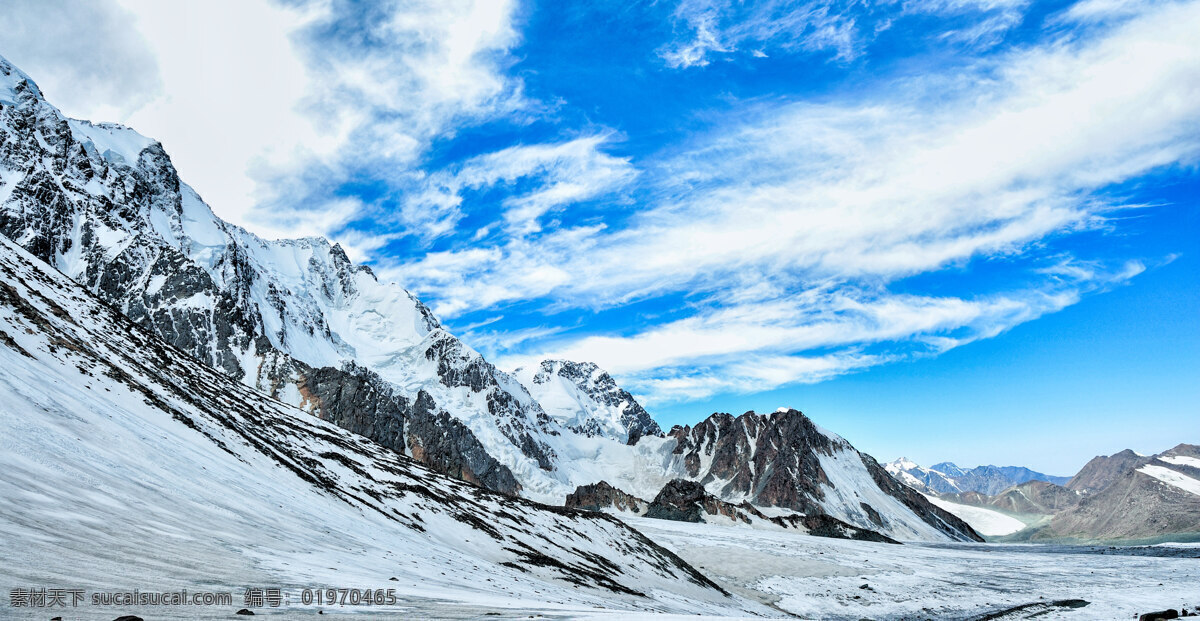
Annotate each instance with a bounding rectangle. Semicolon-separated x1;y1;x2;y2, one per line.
626;518;1200;620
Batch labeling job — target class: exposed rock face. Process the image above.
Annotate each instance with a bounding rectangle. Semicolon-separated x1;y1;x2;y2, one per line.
665;409;982;542
0;55;551;493
513;360;662;445
642;479;900;544
801;513;899;544
645;480;716;523
565;481;649;515
1067;449;1150;494
284;359;521;493
667;410;834;515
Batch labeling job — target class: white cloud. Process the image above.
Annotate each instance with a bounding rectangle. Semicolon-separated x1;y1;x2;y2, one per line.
1055;0;1165;22
660;0;861;67
0;0;528;245
496;260;1141;403
658;0;1032;69
0;0;162;121
402;134;637;239
395;0;1200;316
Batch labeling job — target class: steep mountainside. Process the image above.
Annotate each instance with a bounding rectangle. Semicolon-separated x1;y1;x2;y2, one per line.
513;359;662;445
0;54;586;495
887;458;1071;495
0;234;760;616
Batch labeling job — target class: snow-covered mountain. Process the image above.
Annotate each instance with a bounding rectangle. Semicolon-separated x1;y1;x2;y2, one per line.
0;54;571;495
513;359;662;445
885;457;965;494
0;232;761;616
886;458;1071;495
0;53;979;543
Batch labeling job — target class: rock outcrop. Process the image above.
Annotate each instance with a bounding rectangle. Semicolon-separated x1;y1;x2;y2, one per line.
565;481;649;514
642;479;900;544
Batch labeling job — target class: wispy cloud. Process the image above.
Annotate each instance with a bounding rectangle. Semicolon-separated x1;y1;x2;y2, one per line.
401;134;638;239
659;0;862;67
495;260;1143;403
658;0;1032;68
397;0;1200;310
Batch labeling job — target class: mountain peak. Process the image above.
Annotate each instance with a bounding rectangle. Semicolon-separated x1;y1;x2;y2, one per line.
513;359;662;445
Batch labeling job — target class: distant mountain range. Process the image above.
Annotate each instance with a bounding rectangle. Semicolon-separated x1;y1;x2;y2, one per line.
892;448;1200;542
885;457;1070;496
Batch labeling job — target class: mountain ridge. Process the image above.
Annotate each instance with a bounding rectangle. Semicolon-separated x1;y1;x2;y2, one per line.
886;457;1071;495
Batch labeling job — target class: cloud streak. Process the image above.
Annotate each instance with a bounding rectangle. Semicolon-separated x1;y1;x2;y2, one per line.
401;134;638;239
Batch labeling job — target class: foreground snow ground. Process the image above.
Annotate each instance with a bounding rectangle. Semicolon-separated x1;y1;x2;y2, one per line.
6;512;1195;619
625;518;1200;620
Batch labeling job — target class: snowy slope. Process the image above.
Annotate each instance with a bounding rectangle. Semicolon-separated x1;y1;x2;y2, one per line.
923;495;1027;536
630;518;1200;621
0;234;765;618
1138;465;1200;496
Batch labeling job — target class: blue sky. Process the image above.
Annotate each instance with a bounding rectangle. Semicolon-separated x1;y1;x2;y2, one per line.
3;0;1197;473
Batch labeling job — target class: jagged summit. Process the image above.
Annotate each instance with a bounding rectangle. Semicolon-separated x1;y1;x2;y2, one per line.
513;359;662;445
663;408;982;542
